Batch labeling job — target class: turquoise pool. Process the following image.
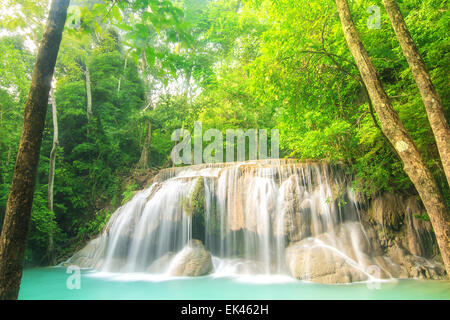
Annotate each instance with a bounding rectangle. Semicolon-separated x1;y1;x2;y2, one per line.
18;267;450;300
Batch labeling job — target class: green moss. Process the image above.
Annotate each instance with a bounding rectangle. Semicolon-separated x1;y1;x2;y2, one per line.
413;212;430;222
182;178;208;242
191;178;205;216
183;178;205;217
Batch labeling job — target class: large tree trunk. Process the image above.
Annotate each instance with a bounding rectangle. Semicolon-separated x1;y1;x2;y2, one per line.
85;65;93;121
335;0;450;276
0;0;70;300
382;0;450;186
47;86;59;265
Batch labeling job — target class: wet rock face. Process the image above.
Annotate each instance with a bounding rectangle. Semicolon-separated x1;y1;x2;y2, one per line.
169;240;213;277
63;236;107;269
368;193;404;230
286;239;369;283
365;193;437;258
147;252;176;273
362;193;445;280
386;243;446;280
403;196;437;258
285;222;395;283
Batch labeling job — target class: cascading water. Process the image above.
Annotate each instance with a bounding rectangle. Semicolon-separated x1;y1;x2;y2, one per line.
66;159;399;282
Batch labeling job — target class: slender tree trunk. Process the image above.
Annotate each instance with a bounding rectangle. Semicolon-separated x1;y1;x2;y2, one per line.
382;0;450;186
185;67;192;100
117;55;128;94
137;119;152;169
236;0;241;13
47;86;59;265
0;0;69;300
85;65;92;121
137;52;153;169
48;87;58;214
140;51;153;109
336;0;450;276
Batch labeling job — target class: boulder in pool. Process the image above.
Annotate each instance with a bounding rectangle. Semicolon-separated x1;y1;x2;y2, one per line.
169;239;213;277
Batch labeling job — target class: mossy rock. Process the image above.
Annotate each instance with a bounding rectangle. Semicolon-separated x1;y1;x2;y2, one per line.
182;178;208;242
183;178;206;217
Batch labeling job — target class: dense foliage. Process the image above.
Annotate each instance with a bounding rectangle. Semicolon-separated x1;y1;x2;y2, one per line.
0;0;448;265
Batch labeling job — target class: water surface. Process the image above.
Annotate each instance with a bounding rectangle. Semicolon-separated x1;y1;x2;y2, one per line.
19;267;450;300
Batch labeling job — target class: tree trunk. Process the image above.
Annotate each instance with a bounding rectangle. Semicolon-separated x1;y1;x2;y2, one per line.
117;55;128;94
137;119;152;169
335;0;450;276
47;86;59;265
185;67;192;100
85;65;92;121
137;52;153;170
382;0;450;186
0;0;70;300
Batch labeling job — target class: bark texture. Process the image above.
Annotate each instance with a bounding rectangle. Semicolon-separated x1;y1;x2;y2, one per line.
336;0;450;276
85;65;92;121
117;55;128;94
48;87;58;214
47;86;59;265
137;52;153;169
0;0;70;300
382;0;450;186
137;119;152;169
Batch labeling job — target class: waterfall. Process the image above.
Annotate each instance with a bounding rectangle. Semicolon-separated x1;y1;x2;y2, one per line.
67;159;398;282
